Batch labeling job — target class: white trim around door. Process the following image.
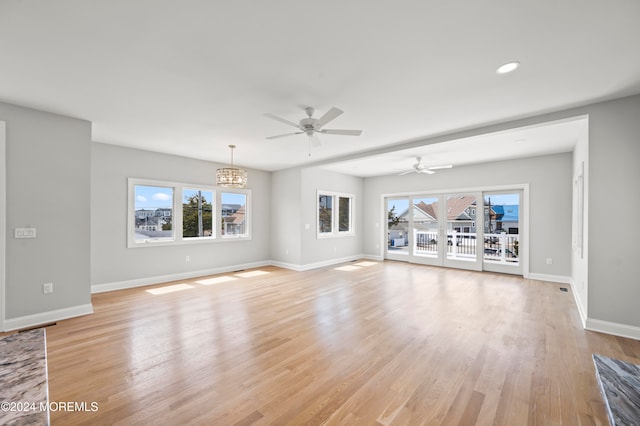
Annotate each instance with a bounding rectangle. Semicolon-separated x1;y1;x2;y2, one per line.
1;122;6;331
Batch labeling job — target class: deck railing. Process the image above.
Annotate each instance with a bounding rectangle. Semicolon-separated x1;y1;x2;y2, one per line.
413;230;519;265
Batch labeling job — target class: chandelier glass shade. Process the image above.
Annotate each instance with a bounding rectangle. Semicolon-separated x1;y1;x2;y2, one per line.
216;145;247;188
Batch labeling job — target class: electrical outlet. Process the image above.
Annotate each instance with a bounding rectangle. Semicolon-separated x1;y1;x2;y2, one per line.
546;258;553;265
186;255;190;263
43;283;53;294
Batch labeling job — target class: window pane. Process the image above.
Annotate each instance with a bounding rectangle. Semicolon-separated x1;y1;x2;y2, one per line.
483;192;520;264
134;185;173;242
318;195;333;233
338;196;351;232
221;192;247;237
183;189;214;238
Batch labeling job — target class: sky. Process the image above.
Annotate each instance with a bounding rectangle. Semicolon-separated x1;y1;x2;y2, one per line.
135;185;246;210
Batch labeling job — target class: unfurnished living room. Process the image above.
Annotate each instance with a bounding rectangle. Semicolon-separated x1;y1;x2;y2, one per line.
1;1;640;425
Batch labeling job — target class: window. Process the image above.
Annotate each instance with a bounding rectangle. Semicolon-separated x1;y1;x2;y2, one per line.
128;178;250;247
338;196;351;232
318;194;333;234
133;184;174;243
183;189;214;239
221;191;249;238
317;191;354;238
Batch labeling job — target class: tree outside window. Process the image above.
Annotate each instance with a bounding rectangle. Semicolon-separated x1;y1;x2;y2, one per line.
183;189;213;238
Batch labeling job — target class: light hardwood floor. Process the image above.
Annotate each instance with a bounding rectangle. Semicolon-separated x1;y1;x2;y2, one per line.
44;261;639;425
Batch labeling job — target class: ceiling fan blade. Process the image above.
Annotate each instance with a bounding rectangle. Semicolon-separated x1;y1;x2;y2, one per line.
319;129;362;136
418;169;436;175
264;113;300;128
266;132;303;140
428;164;453;170
398;170;414;176
314;107;343;128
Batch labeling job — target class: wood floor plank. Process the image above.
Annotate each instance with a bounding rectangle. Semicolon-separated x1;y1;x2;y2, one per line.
43;261;639;425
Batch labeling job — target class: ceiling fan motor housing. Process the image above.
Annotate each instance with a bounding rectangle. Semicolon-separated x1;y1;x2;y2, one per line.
300;117;317;135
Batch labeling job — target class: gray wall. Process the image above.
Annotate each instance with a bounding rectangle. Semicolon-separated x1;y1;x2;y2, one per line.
0;101;91;319
91;143;271;286
363;153;574;277
270;167;364;267
585;95;640;327
300;168;363;265
270;167;302;265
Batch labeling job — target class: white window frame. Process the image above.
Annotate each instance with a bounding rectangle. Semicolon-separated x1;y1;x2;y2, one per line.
127;178;251;248
128;179;176;247
317;190;355;239
220;189;251;240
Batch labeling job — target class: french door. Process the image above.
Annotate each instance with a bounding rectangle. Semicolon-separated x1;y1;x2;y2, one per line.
385;189;523;275
386;192;483;271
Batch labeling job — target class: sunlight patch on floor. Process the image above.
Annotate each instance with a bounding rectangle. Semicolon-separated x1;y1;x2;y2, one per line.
196;276;238;285
334;265;362;272
235;270;270;278
146;283;194;295
353;261;377;267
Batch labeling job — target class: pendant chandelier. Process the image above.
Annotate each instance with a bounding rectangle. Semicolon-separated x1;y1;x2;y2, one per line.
216;144;247;188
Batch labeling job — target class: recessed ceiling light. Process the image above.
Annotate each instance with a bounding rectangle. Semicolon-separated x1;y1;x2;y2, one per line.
496;61;520;74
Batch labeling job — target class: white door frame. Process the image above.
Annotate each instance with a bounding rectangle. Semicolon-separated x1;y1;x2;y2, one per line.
1;121;6;331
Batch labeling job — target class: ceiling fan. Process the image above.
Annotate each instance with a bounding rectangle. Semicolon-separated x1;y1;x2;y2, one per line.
398;156;453;175
264;106;362;145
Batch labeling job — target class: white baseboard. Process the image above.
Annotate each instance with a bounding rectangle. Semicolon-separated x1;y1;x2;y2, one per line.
91;260;271;293
3;303;93;332
271;254;368;272
362;254;384;261
94;256;371;291
586;318;640;341
568;280;588;328
526;272;571;284
269;260;306;272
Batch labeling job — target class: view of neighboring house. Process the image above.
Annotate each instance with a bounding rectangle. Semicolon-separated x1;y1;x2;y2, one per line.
490;205;519;234
135;207;172;237
389;196;520;245
223;205;245;235
442;196;478;233
390;196;479;240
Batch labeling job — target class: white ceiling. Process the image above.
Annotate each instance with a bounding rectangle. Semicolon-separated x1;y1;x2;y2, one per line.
1;1;639;175
320;117;587;177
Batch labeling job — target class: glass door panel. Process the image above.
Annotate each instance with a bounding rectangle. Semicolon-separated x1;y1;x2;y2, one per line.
482;191;522;274
412;196;442;265
386;198;410;260
444;193;481;270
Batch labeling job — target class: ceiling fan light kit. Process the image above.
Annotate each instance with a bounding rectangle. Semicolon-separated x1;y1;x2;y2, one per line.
264;106;363;145
216;144;247;188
